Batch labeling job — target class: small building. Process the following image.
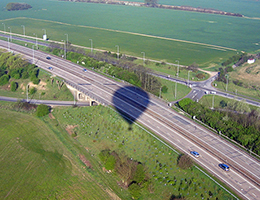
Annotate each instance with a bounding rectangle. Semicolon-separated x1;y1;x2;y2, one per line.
247;58;255;64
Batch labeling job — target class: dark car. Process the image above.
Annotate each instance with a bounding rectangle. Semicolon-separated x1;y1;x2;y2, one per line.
46;56;51;60
219;163;230;171
190;151;200;158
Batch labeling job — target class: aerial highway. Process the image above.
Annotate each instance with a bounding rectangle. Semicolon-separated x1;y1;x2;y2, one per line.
1;39;260;200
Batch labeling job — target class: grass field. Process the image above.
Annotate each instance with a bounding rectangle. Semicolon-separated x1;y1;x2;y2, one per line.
0;108;118;199
52;105;237;199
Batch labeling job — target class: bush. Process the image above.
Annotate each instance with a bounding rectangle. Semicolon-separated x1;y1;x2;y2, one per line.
177;154;193;169
128;182;142;199
104;155;116;170
32;78;40;85
10;81;18;91
161;85;168;93
36;104;50;117
0;75;10;85
29;87;37;95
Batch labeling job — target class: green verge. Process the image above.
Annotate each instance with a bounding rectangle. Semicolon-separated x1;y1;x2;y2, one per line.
52;105;238;200
0;108;116;199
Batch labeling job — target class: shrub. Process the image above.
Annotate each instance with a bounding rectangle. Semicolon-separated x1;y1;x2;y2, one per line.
36;104;50;117
10;81;18;91
32;78;40;85
0;75;10;85
177;154;193;169
196;73;205;79
104;155;116;170
128;182;142;199
29;87;37;95
161;85;168;93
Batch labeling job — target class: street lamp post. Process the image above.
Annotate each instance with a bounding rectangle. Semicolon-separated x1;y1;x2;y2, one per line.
175;60;179;77
42;29;46;36
89;39;93;54
225;74;229;92
159;87;162;98
26;84;29;102
141;52;145;65
2;23;5;34
212;94;215;109
188;70;192;86
8;27;12;42
21;25;25;36
65;33;68;49
175;81;177;99
32;45;35;64
61;40;66;59
7;37;10;52
115;45;119;60
33;33;38;49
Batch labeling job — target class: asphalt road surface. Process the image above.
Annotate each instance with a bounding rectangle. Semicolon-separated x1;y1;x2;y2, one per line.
1;39;260;200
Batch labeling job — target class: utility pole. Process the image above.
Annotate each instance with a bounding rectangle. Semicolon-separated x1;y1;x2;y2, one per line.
159;87;162;98
7;37;10;52
65;33;68;52
188;70;192;86
141;52;145;65
89;39;93;54
8;27;12;42
175;60;179;77
175;81;177;99
21;25;25;36
33;33;38;49
32;45;35;64
2;23;5;34
26;84;29;102
211;94;215;109
115;45;119;60
225;74;229;92
61;40;66;59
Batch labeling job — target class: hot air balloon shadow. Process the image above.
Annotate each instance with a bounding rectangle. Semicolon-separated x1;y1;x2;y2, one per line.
112;86;150;130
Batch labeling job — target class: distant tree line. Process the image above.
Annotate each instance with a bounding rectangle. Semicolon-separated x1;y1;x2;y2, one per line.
6;3;32;11
177;98;260;155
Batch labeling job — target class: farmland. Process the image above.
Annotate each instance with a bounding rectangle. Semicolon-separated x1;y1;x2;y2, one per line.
0;0;259;67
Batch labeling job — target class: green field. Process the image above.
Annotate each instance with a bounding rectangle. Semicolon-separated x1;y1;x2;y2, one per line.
0;109;116;199
0;0;259;67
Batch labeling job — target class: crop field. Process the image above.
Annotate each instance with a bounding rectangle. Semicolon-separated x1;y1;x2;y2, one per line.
0;109;116;199
0;0;259;67
53;105;237;199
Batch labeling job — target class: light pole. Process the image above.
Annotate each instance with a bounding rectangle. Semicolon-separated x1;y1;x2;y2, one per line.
2;23;5;34
175;60;179;77
42;29;46;36
21;25;25;36
7;37;10;52
89;39;93;54
8;27;12;42
61;40;66;59
159;87;162;98
115;45;119;60
33;33;38;49
32;45;35;64
188;70;192;86
175;81;177;99
225;74;229;92
141;52;145;65
65;33;68;49
211;94;215;109
26;84;29;102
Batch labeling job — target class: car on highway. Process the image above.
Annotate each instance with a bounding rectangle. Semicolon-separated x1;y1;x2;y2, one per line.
205;91;209;94
46;56;51;60
190;151;200;158
219;163;230;171
48;67;53;70
83;68;87;72
211;91;216;94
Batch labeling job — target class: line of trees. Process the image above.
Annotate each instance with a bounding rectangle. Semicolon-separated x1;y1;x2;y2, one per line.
177;98;260;155
47;44;162;96
6;3;32;11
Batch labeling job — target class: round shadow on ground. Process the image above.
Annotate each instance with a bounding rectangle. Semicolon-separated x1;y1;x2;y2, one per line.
112;86;150;130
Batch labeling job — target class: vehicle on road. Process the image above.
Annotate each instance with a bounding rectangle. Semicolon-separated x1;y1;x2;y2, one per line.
219;163;230;171
205;91;209;94
48;67;53;70
190;151;200;158
211;91;216;94
46;56;51;60
83;68;87;72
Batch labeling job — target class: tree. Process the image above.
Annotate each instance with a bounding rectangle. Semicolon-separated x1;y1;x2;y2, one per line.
10;81;18;92
29;87;37;95
0;75;10;85
161;85;168;93
144;0;158;6
36;104;49;117
105;155;116;170
133;164;145;184
177;154;193;169
128;182;142;199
